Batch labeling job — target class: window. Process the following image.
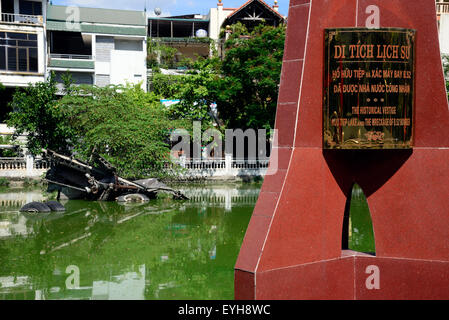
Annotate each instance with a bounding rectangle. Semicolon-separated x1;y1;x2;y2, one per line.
1;0;15;14
0;32;38;72
0;46;5;70
19;0;42;15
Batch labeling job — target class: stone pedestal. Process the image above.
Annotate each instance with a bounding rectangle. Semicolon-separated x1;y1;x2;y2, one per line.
235;0;449;300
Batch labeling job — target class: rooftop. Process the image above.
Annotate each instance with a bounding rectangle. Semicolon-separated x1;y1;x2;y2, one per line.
47;5;146;26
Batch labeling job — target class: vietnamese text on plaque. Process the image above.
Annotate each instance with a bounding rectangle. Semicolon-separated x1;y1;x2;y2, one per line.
323;28;415;149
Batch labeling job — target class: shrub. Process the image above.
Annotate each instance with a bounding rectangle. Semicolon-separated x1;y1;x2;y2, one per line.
0;177;10;187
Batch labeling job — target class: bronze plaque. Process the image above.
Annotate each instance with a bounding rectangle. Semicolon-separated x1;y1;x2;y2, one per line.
323;28;415;149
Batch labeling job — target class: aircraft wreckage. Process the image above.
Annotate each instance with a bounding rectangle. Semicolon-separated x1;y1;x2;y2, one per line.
43;150;187;201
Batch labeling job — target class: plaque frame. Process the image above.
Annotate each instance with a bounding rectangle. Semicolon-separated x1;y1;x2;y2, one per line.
323;28;416;150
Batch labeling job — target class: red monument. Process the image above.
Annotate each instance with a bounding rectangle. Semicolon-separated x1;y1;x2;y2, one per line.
235;0;449;300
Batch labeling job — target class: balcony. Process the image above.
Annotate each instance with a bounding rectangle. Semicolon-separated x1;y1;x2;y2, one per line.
48;54;94;70
437;2;449;15
48;31;94;70
0;13;43;26
157;37;211;45
50;53;93;60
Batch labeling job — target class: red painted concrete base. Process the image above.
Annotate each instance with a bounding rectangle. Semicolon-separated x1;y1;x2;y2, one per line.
237;251;449;300
235;0;449;300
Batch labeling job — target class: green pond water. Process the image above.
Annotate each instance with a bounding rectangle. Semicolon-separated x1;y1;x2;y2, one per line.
0;183;373;300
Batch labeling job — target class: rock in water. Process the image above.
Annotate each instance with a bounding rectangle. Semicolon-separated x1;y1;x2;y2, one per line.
116;194;150;203
45;201;66;212
20;202;51;213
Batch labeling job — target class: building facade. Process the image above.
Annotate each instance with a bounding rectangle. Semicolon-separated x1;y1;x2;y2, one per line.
148;0;285;62
0;2;148;155
46;5;147;91
0;0;47;123
0;1;447;126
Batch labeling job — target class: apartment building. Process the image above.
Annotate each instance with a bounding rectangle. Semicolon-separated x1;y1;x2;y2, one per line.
148;0;285;61
0;0;47;123
46;5;147;91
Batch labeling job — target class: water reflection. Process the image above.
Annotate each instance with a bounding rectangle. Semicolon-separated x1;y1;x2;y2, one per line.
0;183;260;300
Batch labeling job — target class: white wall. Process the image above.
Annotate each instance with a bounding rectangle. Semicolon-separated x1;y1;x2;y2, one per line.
93;35;147;90
440;14;449;55
209;8;219;41
208;6;234;42
110;38;147;89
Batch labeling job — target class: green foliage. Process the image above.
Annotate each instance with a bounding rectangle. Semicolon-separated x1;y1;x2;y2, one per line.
0;135;19;157
170;58;221;122
59;84;190;179
152;57;222;125
214;24;286;130
5;75;191;179
6;74;75;156
152;73;183;98
0;177;9;187
147;40;180;69
147;40;159;68
219;22;249;39
447;79;449;101
22;177;40;188
443;55;449;78
147;39;210;70
150;23;286;130
60;71;75;96
443;55;449;100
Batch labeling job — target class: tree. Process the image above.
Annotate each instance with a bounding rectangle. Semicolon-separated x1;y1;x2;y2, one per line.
151;73;183;98
147;40;181;69
169;57;221;123
59;84;190;179
6;74;75;156
0;135;19;157
443;55;449;99
443;55;449;78
6;75;192;178
219;21;249;39
152;57;222;127
213;24;286;130
150;23;286;131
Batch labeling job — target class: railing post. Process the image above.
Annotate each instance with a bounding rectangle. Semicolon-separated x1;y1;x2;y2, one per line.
26;154;34;177
225;153;232;175
179;155;187;168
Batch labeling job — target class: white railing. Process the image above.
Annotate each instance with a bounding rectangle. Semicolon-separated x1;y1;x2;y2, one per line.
0;156;268;179
50;53;93;60
33;159;51;170
171;156;270;179
232;159;269;170
437;2;449;15
0;13;43;25
0;158;26;170
183;159;227;170
0;157;50;178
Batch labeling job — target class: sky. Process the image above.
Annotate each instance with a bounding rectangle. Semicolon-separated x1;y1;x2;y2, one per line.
51;0;290;17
